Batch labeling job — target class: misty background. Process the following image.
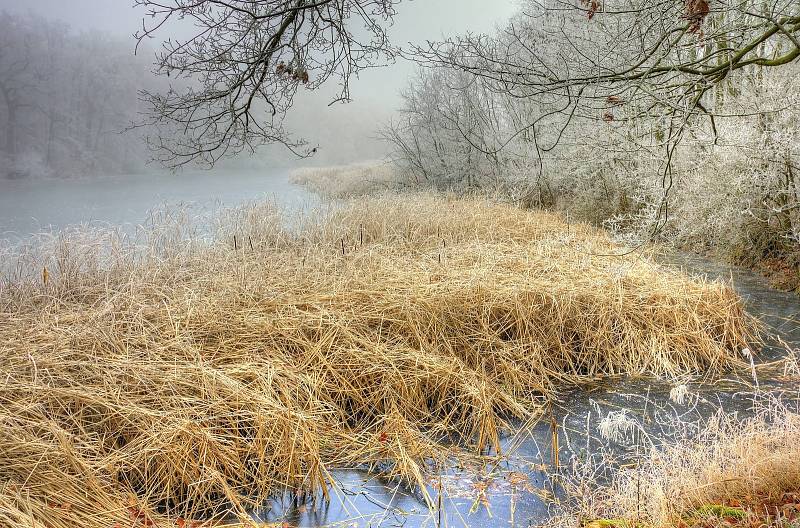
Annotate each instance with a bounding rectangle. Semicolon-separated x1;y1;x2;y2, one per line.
0;0;519;178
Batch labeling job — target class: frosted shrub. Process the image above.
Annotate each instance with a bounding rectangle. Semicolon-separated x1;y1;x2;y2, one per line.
384;50;799;280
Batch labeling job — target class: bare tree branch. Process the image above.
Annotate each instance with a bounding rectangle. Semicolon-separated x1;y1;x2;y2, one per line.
133;0;399;168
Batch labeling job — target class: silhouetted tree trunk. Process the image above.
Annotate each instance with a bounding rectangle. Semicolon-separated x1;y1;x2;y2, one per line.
1;85;18;161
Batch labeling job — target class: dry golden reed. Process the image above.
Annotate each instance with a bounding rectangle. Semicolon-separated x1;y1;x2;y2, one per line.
0;194;758;527
289;161;405;198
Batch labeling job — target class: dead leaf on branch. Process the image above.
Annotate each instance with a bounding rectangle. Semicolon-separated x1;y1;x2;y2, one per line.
580;0;601;19
684;0;710;34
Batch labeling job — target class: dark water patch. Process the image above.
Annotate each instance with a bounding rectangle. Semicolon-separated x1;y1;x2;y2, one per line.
662;251;800;350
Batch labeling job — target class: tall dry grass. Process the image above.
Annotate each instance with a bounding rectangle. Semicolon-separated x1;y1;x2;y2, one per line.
0;194;758;528
554;401;800;528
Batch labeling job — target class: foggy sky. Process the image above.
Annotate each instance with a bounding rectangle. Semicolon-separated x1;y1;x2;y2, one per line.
0;0;521;165
0;1;519;46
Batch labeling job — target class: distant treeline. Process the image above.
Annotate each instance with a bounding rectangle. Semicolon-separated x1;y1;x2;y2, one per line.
0;12;165;179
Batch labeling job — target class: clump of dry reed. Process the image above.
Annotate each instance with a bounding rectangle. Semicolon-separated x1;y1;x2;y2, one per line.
0;194;758;528
289;161;407;198
554;402;800;528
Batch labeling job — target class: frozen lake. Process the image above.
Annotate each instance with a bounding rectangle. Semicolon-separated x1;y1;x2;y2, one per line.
0;170;313;240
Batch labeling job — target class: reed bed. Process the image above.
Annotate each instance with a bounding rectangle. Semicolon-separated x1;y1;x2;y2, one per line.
289;161;406;198
0;194;758;528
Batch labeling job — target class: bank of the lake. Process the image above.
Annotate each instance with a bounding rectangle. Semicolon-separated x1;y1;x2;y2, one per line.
0;193;770;528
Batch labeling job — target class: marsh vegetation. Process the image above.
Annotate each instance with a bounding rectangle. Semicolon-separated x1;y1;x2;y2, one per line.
0;194;773;528
1;0;799;527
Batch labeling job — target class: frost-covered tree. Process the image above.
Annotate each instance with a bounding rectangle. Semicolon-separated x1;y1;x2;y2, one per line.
414;0;800;145
382;1;800;277
0;12;36;174
0;13;159;179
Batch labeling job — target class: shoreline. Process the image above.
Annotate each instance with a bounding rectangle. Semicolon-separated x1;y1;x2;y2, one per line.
0;193;765;528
